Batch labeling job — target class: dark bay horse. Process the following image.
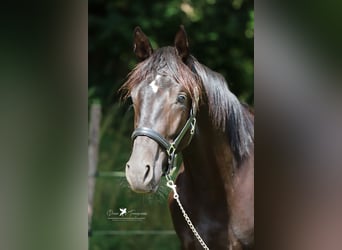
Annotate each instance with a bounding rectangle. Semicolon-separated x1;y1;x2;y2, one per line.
121;26;254;250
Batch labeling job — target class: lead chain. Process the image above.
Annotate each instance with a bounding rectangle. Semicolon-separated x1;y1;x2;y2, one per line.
166;176;210;250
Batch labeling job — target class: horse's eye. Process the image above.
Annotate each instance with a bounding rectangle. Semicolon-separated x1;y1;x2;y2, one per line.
177;94;187;104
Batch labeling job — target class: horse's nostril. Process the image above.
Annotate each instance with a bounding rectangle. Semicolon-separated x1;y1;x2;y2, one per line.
126;164;130;169
143;165;151;182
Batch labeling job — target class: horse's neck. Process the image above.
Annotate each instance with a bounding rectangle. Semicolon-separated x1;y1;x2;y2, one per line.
181;111;235;198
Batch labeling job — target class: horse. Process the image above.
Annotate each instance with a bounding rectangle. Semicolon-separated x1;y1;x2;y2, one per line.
120;26;254;250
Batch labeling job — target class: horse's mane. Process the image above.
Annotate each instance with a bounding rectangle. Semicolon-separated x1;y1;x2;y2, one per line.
121;46;254;162
188;56;254;162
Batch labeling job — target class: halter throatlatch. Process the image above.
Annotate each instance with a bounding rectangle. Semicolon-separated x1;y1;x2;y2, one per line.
131;109;196;175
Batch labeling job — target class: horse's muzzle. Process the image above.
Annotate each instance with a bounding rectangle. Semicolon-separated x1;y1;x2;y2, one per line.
125;136;164;193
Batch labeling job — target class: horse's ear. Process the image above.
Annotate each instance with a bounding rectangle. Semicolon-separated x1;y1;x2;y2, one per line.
133;26;153;61
174;25;189;61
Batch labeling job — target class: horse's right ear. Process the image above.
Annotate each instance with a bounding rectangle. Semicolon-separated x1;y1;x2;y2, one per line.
133;26;153;61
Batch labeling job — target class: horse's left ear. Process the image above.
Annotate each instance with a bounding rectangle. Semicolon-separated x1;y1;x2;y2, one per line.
174;25;189;61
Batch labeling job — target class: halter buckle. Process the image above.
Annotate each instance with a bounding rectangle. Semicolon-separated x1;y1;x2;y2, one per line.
167;143;176;157
190;118;196;135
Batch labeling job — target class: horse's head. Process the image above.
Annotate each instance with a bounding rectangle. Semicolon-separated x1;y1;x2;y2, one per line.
121;26;200;193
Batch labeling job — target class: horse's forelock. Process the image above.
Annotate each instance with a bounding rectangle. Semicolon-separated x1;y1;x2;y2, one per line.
120;47;202;110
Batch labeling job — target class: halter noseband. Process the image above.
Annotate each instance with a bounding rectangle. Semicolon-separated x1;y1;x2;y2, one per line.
131;109;196;175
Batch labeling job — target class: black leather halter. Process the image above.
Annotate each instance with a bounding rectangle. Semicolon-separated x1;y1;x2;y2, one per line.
131;109;196;175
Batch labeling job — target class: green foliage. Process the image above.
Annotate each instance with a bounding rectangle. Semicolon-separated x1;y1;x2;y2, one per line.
89;0;253;249
89;0;254;109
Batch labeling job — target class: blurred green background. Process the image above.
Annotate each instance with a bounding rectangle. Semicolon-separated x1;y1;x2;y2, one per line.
88;0;253;249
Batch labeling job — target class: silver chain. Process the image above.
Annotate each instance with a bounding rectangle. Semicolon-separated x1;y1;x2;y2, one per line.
166;175;210;250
